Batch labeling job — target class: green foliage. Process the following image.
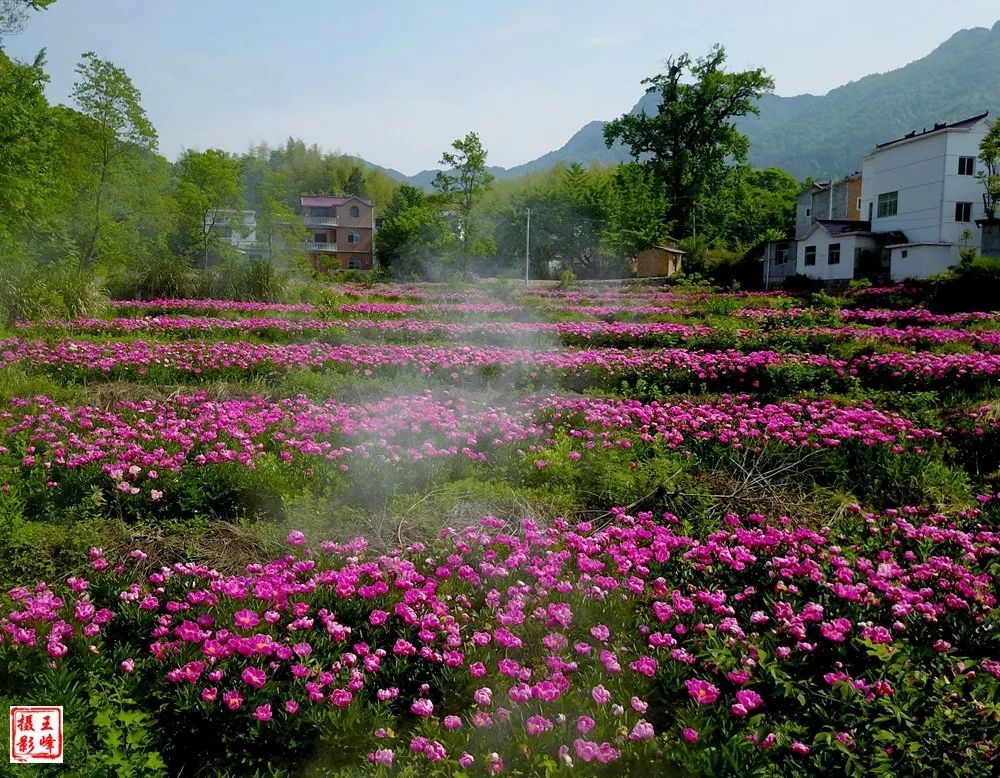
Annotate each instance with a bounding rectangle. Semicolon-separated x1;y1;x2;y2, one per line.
374;185;456;277
977;117;1000;219
0;254;107;325
0;50;53;241
109;252;201;301
173;148;243;267
604;44;774;237
432;131;495;277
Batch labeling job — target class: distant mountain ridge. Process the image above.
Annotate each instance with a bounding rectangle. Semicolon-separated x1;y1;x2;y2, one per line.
368;20;1000;187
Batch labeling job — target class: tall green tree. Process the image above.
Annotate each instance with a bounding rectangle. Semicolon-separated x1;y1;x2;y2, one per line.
979;119;1000;220
432;131;495;277
375;184;454;276
71;51;157;264
174;148;241;268
604;44;773;238
0;49;52;241
256;168;306;268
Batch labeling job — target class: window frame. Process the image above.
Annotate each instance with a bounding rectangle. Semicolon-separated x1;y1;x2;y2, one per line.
828;243;841;265
804;246;817;266
349;205;361;218
876;191;898;218
958;156;975;176
347;231;361;244
955;201;972;222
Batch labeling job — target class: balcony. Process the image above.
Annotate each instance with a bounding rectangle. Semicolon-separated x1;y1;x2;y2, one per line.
305;242;337;253
303;215;338;227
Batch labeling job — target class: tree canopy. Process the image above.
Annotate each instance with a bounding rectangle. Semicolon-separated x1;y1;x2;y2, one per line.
604;44;774;238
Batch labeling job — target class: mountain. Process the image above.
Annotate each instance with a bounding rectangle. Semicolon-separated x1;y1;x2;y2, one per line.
374;20;1000;187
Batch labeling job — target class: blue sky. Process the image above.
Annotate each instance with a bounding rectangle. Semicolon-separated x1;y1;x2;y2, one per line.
6;0;1000;174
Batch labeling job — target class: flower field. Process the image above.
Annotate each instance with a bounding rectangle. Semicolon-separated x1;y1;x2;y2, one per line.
1;282;999;776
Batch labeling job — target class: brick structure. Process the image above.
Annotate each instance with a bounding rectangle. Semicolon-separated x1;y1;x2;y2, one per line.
300;195;375;271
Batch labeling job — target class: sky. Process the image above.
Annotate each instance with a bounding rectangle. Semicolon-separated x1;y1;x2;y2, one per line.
6;0;1000;175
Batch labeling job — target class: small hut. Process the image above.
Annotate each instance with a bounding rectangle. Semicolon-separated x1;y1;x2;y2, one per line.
634;241;685;278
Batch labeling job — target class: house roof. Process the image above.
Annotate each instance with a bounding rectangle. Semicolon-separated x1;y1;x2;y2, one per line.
300;195;373;207
875;111;989;150
815;219;872;235
649;245;686;254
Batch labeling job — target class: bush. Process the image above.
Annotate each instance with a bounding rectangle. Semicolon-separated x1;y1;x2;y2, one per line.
927;255;1000;312
0;255;107;325
109;253;201;301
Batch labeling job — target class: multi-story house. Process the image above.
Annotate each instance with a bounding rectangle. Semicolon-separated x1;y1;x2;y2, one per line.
763;173;863;287
860;112;990;280
795;173;863;238
300;195;375;271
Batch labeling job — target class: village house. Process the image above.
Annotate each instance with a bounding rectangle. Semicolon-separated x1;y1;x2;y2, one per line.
300;195;375;271
860;111;991;280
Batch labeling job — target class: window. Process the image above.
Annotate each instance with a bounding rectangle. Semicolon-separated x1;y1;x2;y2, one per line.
901;249;908;259
828;243;841;265
856;197;862;212
774;246;789;265
312;231;327;243
958;156;976;175
310;206;332;218
868;201;873;221
348;231;361;244
805;207;811;217
348;255;362;269
349;205;360;218
955;201;972;222
877;191;898;218
804;246;816;266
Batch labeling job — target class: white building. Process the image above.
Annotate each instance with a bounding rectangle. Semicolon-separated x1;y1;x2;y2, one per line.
205;209;265;256
859;112;990;281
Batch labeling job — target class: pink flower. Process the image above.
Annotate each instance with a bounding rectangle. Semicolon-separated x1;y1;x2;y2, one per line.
368;749;393;766
444;715;462;730
410;698;434;717
233;609;260;630
241;667;267;689
330;689;353;708
590;624;610;641
525;715;553;736
284;700;299;715
629;720;655;741
254;704;272;722
791;741;811;755
591;684;611;705
222;690;243;710
685;678;719;705
474;687;493;706
735;689;763;711
120;658;135;674
576;715;595;734
683;727;699;743
459;752;474;769
631;696;648;713
286;530;306;546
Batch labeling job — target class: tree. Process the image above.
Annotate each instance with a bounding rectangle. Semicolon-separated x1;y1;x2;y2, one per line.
71;51;157;264
0;0;56;44
375;185;455;277
344;165;367;197
174;148;241;268
0;49;52;241
979;119;1000;220
256;169;306;268
604;44;773;237
432;131;495;278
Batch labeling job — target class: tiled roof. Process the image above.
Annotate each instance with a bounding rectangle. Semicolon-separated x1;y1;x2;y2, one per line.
300;195;373;206
875;112;989;149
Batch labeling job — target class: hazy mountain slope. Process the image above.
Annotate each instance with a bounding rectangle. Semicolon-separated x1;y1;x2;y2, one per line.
365;21;1000;187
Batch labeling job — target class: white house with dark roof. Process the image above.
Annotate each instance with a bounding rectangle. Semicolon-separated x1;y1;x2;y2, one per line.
859;112;991;280
796;219;877;281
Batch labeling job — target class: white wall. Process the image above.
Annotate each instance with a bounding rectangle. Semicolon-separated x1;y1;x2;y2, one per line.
797;231;870;281
890;244;961;281
860;119;990;247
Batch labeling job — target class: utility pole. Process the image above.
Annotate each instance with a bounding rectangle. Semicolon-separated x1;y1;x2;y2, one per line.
525;207;531;285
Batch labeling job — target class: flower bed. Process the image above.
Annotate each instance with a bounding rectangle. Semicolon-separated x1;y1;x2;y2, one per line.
1;504;997;774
